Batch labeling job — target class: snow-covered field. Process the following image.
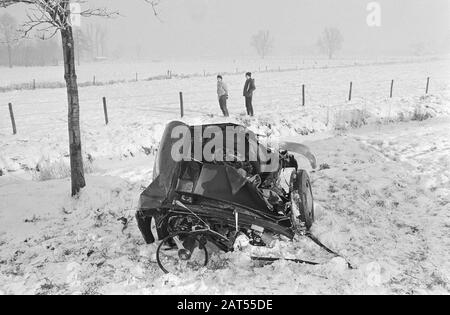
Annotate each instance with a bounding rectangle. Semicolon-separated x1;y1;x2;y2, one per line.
1;58;449;175
0;55;443;87
0;58;449;294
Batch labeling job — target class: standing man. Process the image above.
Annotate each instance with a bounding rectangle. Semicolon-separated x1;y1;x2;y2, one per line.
243;72;256;116
217;75;229;117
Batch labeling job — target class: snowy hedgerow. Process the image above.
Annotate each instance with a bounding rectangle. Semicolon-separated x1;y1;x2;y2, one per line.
33;156;95;182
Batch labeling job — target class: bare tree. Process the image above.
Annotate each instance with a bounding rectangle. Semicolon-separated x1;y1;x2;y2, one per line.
317;27;343;59
0;0;159;196
7;38;59;66
96;23;107;57
85;22;107;58
135;44;142;60
0;12;19;68
251;30;273;59
34;38;59;65
74;28;90;65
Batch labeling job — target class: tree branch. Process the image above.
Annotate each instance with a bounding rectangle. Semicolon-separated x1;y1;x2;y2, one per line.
144;0;160;17
1;0;161;38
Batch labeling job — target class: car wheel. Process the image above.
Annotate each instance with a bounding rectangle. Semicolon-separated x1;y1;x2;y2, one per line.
156;232;209;274
290;170;315;231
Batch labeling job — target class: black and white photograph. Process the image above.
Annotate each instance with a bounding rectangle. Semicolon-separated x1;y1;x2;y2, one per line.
0;0;449;297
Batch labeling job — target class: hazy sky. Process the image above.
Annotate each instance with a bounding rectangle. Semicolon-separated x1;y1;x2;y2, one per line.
2;0;450;58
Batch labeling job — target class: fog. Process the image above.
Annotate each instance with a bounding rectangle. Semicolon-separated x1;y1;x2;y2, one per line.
1;0;450;62
92;0;450;58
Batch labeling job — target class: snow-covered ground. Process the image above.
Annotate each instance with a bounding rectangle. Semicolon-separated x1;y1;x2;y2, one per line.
1;117;448;295
1;58;449;176
0;55;444;87
0;58;449;294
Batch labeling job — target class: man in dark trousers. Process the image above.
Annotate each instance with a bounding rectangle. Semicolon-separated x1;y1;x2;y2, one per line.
217;75;229;117
243;72;256;116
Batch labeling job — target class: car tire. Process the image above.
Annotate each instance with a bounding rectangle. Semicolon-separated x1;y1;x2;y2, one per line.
290;169;315;231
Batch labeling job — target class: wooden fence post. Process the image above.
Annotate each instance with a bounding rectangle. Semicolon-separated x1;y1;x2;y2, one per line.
102;97;109;125
426;77;430;94
326;106;330;127
302;84;305;107
8;103;17;135
348;81;353;101
33;79;36;90
390;80;394;98
179;92;184;118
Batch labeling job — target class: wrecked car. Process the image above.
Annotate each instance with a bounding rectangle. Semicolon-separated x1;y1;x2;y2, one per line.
136;121;320;273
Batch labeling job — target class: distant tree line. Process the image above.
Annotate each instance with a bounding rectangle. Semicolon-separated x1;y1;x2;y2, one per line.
0;38;60;67
0;12;109;68
251;30;274;59
250;27;344;60
317;27;344;59
74;23;109;63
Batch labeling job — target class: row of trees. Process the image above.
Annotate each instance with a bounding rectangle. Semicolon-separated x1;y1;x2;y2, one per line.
0;37;60;67
251;27;344;60
0;0;159;197
75;23;108;62
2;10;343;68
0;12;109;68
0;12;17;67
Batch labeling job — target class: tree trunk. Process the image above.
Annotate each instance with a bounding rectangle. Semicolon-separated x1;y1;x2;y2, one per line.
7;44;12;68
61;26;86;196
75;31;80;66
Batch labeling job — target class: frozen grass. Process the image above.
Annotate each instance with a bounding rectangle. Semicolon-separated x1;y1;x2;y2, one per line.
32;156;95;182
333;109;371;131
411;105;435;122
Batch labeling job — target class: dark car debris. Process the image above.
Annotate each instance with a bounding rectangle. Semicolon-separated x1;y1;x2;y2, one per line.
136;121;351;273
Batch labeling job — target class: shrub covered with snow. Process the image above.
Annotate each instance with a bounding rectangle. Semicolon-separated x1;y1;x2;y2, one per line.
33;155;95;181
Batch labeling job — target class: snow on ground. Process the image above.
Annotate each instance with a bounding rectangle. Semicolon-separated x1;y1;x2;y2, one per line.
1;116;449;294
308;118;450;294
1;58;449;177
0;55;442;87
0;58;449;295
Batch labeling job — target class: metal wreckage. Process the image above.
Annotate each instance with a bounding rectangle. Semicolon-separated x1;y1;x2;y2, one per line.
136;121;352;273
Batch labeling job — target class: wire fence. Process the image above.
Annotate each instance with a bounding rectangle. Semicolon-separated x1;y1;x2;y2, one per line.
1;67;450;135
1;55;447;93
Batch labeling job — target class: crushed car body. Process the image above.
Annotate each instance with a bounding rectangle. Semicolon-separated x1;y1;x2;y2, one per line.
136;121;322;273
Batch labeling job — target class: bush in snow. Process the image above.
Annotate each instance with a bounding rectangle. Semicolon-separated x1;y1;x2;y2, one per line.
333;109;369;131
411;106;434;121
32;155;94;182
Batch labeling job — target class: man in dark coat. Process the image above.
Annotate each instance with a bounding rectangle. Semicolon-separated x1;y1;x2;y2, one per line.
243;72;256;116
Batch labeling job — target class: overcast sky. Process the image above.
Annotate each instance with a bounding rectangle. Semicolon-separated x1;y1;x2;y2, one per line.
2;0;450;58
